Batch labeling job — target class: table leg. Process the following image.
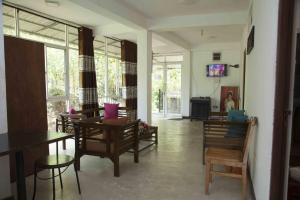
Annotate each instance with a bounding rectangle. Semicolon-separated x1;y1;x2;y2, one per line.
15;151;27;200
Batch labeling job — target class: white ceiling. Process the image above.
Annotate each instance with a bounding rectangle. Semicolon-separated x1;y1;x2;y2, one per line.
170;25;245;48
4;0;250;53
116;0;250;19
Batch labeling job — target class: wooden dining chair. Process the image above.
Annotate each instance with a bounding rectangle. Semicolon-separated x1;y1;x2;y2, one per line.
204;117;257;200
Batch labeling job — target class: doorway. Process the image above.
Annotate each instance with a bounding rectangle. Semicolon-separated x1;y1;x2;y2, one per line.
152;55;182;119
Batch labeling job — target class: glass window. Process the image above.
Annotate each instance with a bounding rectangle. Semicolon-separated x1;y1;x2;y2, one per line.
3;5;16;36
47;101;66;131
94;35;105;52
108;57;122;98
94;52;106;104
107;38;121;58
69;48;80;109
19;11;66;46
46;47;66;98
68;26;78;49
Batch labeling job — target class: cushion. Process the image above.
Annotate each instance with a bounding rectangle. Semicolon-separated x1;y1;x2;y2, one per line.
69;108;76;114
104;103;119;119
227;110;248;138
290;166;300;182
228;110;247;122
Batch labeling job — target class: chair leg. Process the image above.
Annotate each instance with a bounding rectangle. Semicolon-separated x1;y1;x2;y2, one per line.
114;157;120;177
51;169;56;200
209;163;213;183
32;165;37;200
75;157;81;171
74;164;81;194
58;168;63;189
205;161;211;195
242;166;248;200
203;147;205;165
155;132;158;145
134;146;139;163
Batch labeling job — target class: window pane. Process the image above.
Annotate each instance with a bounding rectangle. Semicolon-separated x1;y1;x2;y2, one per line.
68;26;78;49
3;5;16;36
107;38;121;58
19;11;66;46
95;52;105;104
94;35;105;52
46;47;66;97
69;49;80;109
108;57;121;98
47;101;66;131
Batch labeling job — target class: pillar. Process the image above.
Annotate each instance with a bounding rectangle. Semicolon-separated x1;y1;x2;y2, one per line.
137;30;152;124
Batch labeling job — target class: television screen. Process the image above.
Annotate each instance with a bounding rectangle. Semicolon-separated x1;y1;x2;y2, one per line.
206;64;227;77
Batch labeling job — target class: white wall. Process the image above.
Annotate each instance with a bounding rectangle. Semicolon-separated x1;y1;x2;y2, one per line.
191;42;242;111
243;0;279;199
0;1;12;198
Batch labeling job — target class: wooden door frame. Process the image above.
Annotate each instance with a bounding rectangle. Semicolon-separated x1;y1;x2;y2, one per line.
270;0;295;199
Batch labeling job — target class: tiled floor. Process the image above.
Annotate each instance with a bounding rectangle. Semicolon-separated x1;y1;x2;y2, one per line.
12;119;243;200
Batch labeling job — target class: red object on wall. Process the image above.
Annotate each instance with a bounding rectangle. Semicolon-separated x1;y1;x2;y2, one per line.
220;86;239;112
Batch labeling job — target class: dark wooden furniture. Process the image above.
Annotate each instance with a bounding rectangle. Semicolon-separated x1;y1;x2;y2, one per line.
128;125;158;153
138;126;158;152
0;132;73;200
203;119;248;164
74;119;140;177
4;36;48;182
190;97;211;121
205;118;257;200
32;142;81;200
56;107;133;149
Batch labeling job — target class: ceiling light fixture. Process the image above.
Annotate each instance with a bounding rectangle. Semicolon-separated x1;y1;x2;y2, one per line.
45;0;60;7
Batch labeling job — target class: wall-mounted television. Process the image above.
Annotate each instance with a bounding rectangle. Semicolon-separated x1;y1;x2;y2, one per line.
206;64;228;77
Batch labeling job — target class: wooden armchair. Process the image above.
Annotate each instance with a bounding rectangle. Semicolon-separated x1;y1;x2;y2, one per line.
74;119;140;177
203;119;248;164
56;107;133;149
204;117;257;200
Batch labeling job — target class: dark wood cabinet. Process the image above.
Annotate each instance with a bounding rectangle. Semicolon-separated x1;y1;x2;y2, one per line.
5;36;48;181
190;97;211;121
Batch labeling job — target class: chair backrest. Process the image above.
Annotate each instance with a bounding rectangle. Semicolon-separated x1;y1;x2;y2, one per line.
242;117;258;164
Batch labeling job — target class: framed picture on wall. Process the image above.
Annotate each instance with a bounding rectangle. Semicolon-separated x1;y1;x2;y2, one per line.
220;86;239;112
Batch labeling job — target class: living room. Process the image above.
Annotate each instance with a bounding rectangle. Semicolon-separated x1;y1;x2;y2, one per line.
0;0;292;200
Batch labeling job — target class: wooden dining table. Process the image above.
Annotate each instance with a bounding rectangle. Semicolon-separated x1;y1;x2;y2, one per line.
0;131;73;200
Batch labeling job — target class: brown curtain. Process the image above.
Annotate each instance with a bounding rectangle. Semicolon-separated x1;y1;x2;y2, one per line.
78;27;99;111
121;40;137;120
